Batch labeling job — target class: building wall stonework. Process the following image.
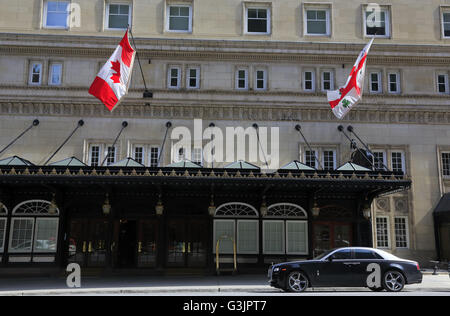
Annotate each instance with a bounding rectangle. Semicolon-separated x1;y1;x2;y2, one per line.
0;0;449;265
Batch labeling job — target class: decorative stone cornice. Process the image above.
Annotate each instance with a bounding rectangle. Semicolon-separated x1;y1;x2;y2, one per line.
1;100;450;125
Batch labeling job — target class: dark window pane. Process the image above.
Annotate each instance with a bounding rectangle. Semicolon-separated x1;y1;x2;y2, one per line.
248;19;267;33
331;249;351;260
307;21;326;34
354;249;383;259
248;9;257;18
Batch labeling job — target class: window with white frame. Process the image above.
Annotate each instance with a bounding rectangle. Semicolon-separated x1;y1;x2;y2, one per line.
49;63;62;85
369;72;382;93
442;11;450;38
263;203;308;255
44;1;70;28
187;67;200;89
437;73;449;94
304;8;330;36
133;145;144;164
9;200;59;255
442;152;450;176
376;216;390;248
213;203;259;254
29;62;43;85
304;149;318;169
166;4;192;32
236;68;248;90
106;3;131;30
321;70;334;91
168;66;181;89
255;69;267;91
88;143;117;166
391;151;405;173
303;70;315;91
191;147;203;166
394;217;409;248
149;146;160;167
237;220;259;254
364;6;390;37
373;151;386;171
388;72;400;94
245;7;270;34
322;150;336;170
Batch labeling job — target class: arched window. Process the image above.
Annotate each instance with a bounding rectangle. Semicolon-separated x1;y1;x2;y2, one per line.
214;202;259;255
266;203;308;219
9;200;59;258
263;203;309;255
215;202;258;217
0;203;7;253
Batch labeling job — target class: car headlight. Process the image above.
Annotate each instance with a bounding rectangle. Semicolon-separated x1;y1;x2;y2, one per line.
273;267;280;272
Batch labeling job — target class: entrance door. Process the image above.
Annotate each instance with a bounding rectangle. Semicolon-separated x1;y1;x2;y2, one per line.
313;222;352;257
118;220;137;268
137;220;158;268
67;219;109;267
167;219;208;268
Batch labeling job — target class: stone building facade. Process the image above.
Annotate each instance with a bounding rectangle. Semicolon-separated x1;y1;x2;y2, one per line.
0;0;449;271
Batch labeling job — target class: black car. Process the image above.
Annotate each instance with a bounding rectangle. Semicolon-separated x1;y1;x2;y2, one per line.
268;247;422;292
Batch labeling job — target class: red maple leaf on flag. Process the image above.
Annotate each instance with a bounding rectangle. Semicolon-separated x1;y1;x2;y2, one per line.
110;60;121;84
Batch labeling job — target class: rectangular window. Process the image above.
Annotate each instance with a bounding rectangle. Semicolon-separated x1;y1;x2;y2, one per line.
89;145;101;167
376;217;390;248
303;71;315;91
167;5;192;32
105;146;116;166
391;151;405;173
321;71;333;91
191;147;203;166
442;152;450;176
263;221;284;254
246;8;270;34
255;69;267;90
9;218;34;253
237;220;258;254
45;1;69;28
304;150;317;169
34;219;59;253
213;220;235;254
0;218;6;253
150;146;160;167
369;72;381;93
286;221;308;254
133;146;144;164
305;9;330;36
49;63;62;85
236;69;248;90
187;67;200;89
394;217;409;248
322;150;336;170
364;7;390;37
373;151;386;171
29;63;42;85
107;4;131;30
388;72;400;93
168;66;181;89
437;74;449;94
443;12;450;38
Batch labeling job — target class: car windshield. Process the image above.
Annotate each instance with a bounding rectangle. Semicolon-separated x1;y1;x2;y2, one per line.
313;249;336;260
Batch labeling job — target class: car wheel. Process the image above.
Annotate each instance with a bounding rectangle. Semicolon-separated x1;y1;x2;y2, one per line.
286;271;309;292
382;270;405;292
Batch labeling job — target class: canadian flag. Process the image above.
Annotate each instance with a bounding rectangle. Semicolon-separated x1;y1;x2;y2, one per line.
327;38;374;119
89;30;136;111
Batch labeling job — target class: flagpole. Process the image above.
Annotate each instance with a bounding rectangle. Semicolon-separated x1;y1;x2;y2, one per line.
44;120;84;165
253;123;269;169
0;119;39;157
157;121;172;167
101;121;128;167
127;25;150;96
294;125;322;170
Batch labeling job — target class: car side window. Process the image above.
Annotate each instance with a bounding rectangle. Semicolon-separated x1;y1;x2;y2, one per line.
354;249;383;259
330;249;352;260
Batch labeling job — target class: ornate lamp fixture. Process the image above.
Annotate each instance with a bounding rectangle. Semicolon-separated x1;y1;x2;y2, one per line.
155;194;164;216
362;199;372;220
48;193;58;215
208;195;216;216
102;193;111;216
311;199;320;218
260;196;268;217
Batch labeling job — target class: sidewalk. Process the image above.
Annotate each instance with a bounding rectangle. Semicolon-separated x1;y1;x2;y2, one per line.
0;273;448;296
